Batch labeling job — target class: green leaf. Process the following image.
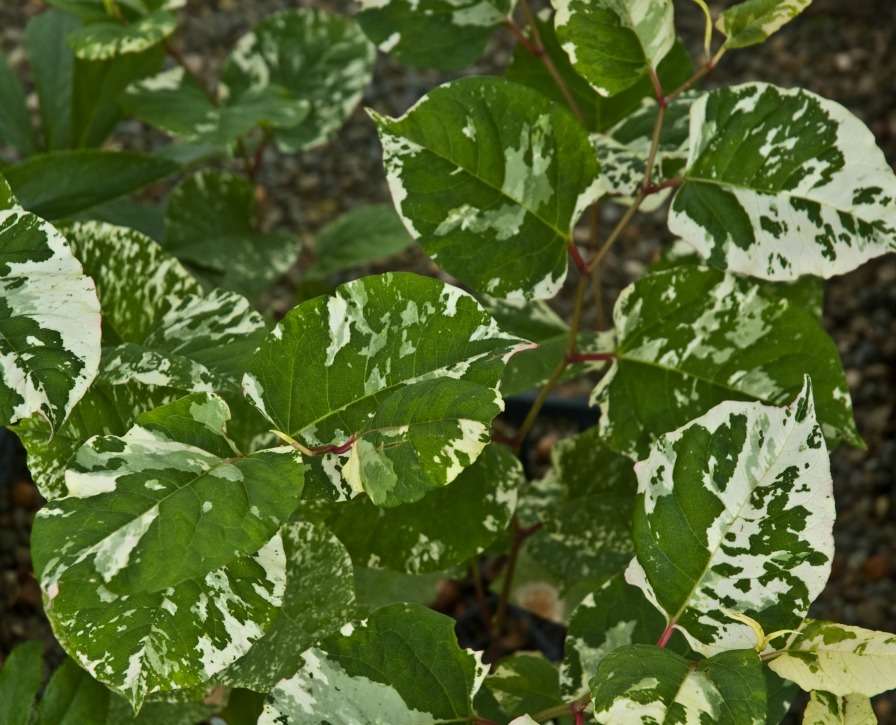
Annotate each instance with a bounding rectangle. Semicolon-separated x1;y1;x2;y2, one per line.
4;151;178;220
324;443;521;573
560;573;668;699
718;0;812;50
669;83;896;281
36;658;110;725
243;272;526;506
768;620;896;698
307;204;414;279
0;641;44;725
803;690;877;725
220;8;375;152
221;520;356;692
590;645;766;724
67;10;177;61
64;221;267;392
163;170;299;298
259;603;487;724
519;427;637;591
0;188;101;430
0;55;37;157
356;0;511;71
553;0;675;97
474;654;563;722
373;76;602;301
592;264;859;460
31;393;305;708
506;18;694;132
626;381;835;656
352;567;445;613
121;68;310;149
766;668;801;725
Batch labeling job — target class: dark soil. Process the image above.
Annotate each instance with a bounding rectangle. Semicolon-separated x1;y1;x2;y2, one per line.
2;0;895;720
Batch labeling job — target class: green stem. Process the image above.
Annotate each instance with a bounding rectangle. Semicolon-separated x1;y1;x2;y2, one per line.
530;694;591;722
492;518;543;637
689;0;714;60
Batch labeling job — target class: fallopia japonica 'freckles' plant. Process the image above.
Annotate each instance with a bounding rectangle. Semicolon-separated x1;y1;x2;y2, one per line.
1;0;896;723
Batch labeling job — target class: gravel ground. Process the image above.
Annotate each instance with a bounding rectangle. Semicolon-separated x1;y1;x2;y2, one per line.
1;0;895;719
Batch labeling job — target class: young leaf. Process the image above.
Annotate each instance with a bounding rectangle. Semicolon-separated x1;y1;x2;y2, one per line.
552;0;675;97
3;151;178;220
164;170;299;298
220;521;356;692
307;204;414;279
474;654;564;723
242;272;526;506
0;184;101;430
626;381;835;656
669;83;896;281
592;264;859;460
718;0;813;50
768;620;896;698
356;0;511;71
66;10;178;61
590;645;766;724
323;443;521;573
803;690;877;725
259;603;487;724
220;8;375;152
31;393;305;708
373;76;602;301
0;54;37;157
560;573;668;699
519;427;637;591
0;641;44;725
121;68;310;150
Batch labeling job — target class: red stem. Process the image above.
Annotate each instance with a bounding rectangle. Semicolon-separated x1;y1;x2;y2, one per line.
309;434;357;456
567;242;589;275
657;623;675;648
566;351;615;364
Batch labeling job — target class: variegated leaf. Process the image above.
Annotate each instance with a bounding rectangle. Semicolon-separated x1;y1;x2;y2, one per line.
164;171;299;298
626;381;835;656
769;620;896;698
220;8;375;152
31;393;305;708
590;645;766;725
474;654;563;723
243;272;527;507
718;0;813;50
0;182;100;430
561;573;668;699
803;691;877;725
373;77;602;302
357;0;512;70
592;264;859;460
519;427;637;592
259;603;487;724
122;67;310;149
220;520;356;692
669;83;896;281
67;10;178;61
552;0;675;97
324;444;521;573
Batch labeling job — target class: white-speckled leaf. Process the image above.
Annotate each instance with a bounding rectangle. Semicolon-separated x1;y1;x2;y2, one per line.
518;427;637;592
803;691;877;725
67;10;177;61
473;654;563;723
324;443;521;573
31;393;305;709
718;0;813;49
220;520;356;692
220;8;375;152
769;620;896;698
243;272;527;507
356;0;512;71
591;264;859;460
553;0;675;97
669;83;896;281
590;645;766;725
259;603;487;724
0;185;100;430
626;381;835;656
373;77;602;302
164;171;299;298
